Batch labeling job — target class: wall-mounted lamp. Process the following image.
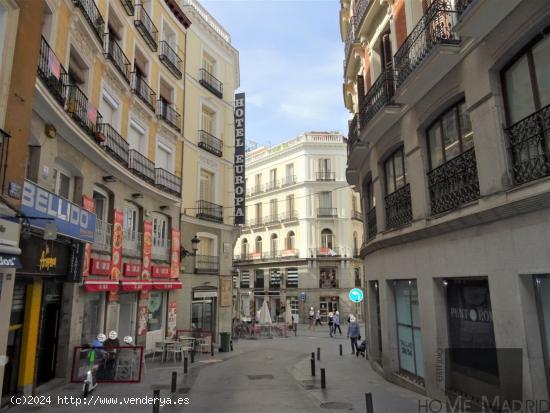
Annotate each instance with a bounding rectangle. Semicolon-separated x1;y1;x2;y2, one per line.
180;235;200;259
103;175;116;183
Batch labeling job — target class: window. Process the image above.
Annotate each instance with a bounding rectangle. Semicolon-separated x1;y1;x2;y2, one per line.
241;238;248;256
128;120;147;152
68;47;89;88
156;142;174;172
320;268;337;288
93;189;108;222
286;268;298;288
363;179;375;211
134;46;149;80
199;169;214;202
503;33;550;125
202;52;216;75
201;106;215;135
354;268;361;287
318;158;331;172
427;102;474;170
255;203;262;222
321;229;333;249
353;231;358;251
286;231;295;250
240;270;250;288
289;298;299;315
269;168;277;183
99;90;120;129
384;148;406;195
269;269;281;289
286;194;294;215
152;213;168;245
254;269;264;289
147;291;165;332
270;199;278;219
53;168;71;200
198;237;213;255
286;163;294;177
319;192;332;209
255;173;262;188
270;234;278;253
255;236;262;253
123;202;139;234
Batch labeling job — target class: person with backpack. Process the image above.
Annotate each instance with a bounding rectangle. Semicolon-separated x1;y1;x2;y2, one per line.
333;311;342;335
347;315;360;355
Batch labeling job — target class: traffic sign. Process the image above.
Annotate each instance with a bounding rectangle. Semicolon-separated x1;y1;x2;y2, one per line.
299;292;306;301
349;288;364;303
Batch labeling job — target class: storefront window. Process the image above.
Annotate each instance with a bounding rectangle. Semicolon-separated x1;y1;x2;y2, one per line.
81;293;105;344
320;268;337;288
395;280;424;378
147;291;165;332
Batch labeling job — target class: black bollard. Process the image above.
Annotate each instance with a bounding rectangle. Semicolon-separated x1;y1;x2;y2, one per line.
321;368;326;389
365;392;374;413
230;340;234;351
310;357;315;377
317;347;320;361
211;343;214;356
294;322;297;336
153;389;160;413
339;343;342;356
171;371;177;393
184;356;188;374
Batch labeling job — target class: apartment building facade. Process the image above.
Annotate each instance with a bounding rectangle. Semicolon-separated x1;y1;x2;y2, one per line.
341;0;550;403
233;132;364;324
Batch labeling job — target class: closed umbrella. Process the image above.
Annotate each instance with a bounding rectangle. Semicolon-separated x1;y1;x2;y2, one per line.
259;299;272;325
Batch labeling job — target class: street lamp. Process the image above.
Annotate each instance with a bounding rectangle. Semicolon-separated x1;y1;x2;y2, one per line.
180;235;200;258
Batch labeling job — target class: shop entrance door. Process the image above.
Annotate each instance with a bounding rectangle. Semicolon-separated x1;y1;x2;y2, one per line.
192;298;215;337
319;297;339;323
118;293;137;339
36;280;62;386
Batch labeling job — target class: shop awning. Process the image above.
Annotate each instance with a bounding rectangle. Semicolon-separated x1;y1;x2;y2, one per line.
120;280;152;292
152;281;182;290
84;279;119;292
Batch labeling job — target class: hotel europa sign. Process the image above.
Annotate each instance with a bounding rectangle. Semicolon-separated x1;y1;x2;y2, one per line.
234;93;246;225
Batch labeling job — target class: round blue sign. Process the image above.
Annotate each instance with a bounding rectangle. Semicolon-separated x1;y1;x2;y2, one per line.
349;288;364;303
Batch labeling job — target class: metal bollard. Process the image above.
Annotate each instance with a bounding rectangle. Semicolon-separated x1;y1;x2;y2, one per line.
294;322;297;336
321;368;326;389
310;356;316;377
184;356;188;374
365;392;374;413
211;343;214;356
317;347;320;361
339;343;342;356
171;371;177;393
153;389;160;413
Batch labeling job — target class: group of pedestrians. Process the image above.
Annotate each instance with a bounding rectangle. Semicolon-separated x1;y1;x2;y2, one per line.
306;307;364;355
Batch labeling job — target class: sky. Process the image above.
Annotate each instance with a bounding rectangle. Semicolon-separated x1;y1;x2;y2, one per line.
201;0;349;148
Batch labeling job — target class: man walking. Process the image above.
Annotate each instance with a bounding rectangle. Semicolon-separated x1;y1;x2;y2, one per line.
347;315;360;355
308;307;315;330
333;310;342;335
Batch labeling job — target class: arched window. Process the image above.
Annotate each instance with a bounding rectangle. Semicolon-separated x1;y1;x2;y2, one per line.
241;238;248;256
321;229;333;249
270;233;278;253
255;236;262;253
286;231;295;250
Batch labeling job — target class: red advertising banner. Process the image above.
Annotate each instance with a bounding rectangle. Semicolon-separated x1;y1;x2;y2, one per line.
89;258;111;276
123;262;141;277
167;302;177;339
170;229;181;279
110;209;123;282
151;265;171;278
137;304;148;337
81;195;95;277
141;221;152;280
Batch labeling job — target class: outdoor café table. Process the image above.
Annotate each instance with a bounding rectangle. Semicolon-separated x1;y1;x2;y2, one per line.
178;337;196;356
156;339;176;362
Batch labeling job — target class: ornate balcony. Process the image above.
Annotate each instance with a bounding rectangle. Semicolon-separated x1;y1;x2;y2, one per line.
38;37;67;106
354;0;370;27
157;100;181;132
344;17;357;70
73;0;105;43
428;148;480;215
280;210;299;222
155;168;182;196
198;130;223;157
315;247;341;257
347;114;359;156
281;175;297;187
196;200;223;223
103;33;131;83
134;4;158;52
385;184;412;229
93;219;112;252
506;104;550;186
199;68;223;98
120;0;135;16
316;171;336;181
360;70;396;129
66;85;103;139
352;210;363;221
367;207;377;241
128;149;155;183
159;41;183;79
317;208;337;218
194;255;219;274
131;72;156;111
97;123;129;166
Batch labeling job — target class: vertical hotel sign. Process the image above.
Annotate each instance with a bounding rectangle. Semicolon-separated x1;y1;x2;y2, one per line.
170;229;180;279
110;210;123;300
234;92;246;225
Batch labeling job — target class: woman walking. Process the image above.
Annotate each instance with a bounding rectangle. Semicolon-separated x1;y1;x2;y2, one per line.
347;315;360;355
328;312;334;337
308;307;315;330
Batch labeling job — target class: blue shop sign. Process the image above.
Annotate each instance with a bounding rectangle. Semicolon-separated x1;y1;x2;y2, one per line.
0;254;21;269
20;180;96;243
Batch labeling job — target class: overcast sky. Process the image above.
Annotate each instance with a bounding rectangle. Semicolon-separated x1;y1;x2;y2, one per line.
202;0;350;148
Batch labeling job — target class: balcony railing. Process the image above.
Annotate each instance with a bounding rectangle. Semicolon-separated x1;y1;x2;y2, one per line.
317;208;337;218
198;130;223;157
344;17;357;67
155;168;182;196
316;171;336;181
265;180;279;191
120;0;135;16
128;149;155;183
506;104;550;186
354;0;370;27
280;210;299;222
367;207;377;240
38;37;67;106
93;219;112;252
152;237;170;261
360;69;396;129
131;73;156;111
157;100;181;132
428;148;480;215
194;255;219;274
281;175;297;187
196;200;223;223
249;184;264;196
348;114;360;155
103;33;130;83
352;210;363;221
264;250;282;260
455;0;476;18
385;184;412;229
159;41;183;79
73;0;105;43
199;68;223;98
134;4;158;51
97;123;129;166
250;217;263;227
264;215;280;225
123;229;142;257
315;247;341;257
66;85;103;138
394;0;459;89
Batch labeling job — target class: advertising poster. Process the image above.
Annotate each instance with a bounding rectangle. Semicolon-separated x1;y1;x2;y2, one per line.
81;195;95;277
142;221;152;280
220;278;232;307
167;302;177;338
110;210;123;283
170;229;181;279
137;304;148;337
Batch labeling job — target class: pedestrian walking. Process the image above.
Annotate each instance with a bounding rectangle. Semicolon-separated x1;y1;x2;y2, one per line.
308;307;315;330
347;315;360;355
328;312;334;337
315;310;322;326
333;310;342;335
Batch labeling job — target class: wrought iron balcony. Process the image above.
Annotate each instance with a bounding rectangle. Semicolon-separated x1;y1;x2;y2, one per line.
194;255;219;274
344;17;357;68
281;249;299;259
73;0;105;43
428;148;480;215
352;210;363;221
385;184;412;229
315;247;341;257
264;250;282;260
93;219;112;252
394;0;459;89
265;180;280;191
317;208;337;218
354;0;370;27
281;175;297;187
360;69;396;129
198;130;223;157
103;33;131;83
455;0;475;18
152;236;170;261
120;0;135;16
66;85;103;139
280;210;299;222
264;215;280;225
131;72;156;111
159;41;182;79
348;114;360;155
199;68;223;98
196;200;223;223
155;168;182;196
134;4;158;52
506;104;550;186
249;184;264;196
122;229;142;257
316;171;336;181
38;36;67;106
97;123;129;166
157;100;181;132
128;149;155;183
367;207;377;240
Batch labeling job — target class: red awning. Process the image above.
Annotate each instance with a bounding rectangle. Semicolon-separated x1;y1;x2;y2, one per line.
120;280;152;292
84;279;119;292
152;281;183;290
